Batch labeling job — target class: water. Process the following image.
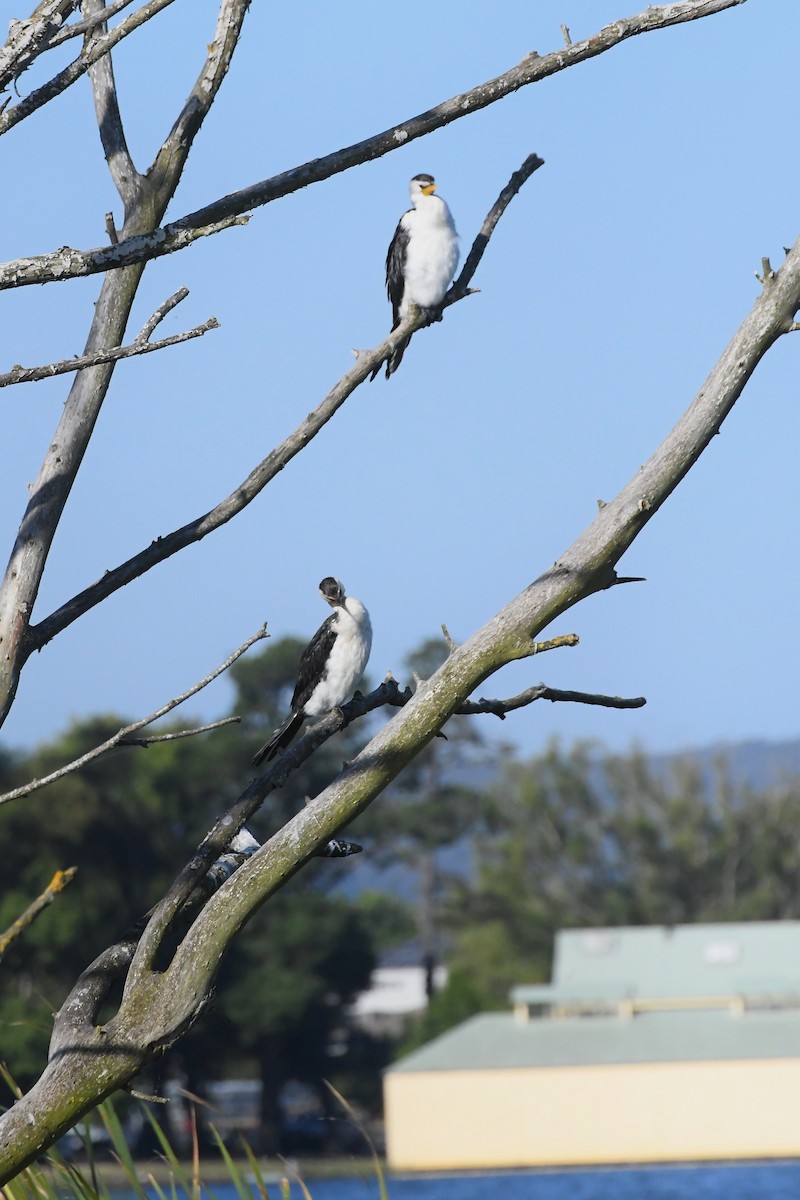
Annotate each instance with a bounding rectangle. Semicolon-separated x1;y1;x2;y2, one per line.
267;1160;800;1200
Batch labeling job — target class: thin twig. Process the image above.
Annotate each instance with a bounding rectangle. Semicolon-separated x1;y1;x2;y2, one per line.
369;674;646;719
50;0;136;46
441;624;458;652
137;286;189;338
531;633;579;654
0;314;218;387
119;716;240;747
0;868;77;962
0;626;267;805
459;684;647;720
448;153;545;302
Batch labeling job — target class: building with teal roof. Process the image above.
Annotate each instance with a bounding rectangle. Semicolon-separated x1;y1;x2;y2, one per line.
384;922;800;1170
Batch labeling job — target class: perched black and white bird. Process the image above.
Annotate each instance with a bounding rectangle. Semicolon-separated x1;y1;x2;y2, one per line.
384;173;459;377
253;577;373;766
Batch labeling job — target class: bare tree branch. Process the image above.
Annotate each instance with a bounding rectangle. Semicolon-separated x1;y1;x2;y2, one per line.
24;156;541;659
0;0;748;290
0;624;266;805
148;0;253;202
0;868;77;963
0;0;252;733
118;716;240;747
0;296;219;388
0;0;179;135
0;212;251;292
83;0;141;208
458;685;647;719
0;1;78;93
450;153;545;301
49;0;135;46
0;2;146;90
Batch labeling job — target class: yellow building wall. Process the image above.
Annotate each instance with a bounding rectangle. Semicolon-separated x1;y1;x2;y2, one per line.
385;1058;800;1170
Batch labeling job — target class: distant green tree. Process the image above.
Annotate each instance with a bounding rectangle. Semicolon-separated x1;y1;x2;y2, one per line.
440;740;800;1011
0;716;205;1083
353;891;417;954
398;965;486;1055
355;637;504;998
0;638;384;1137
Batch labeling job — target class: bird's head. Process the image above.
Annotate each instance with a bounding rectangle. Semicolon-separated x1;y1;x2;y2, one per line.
410;173;437;198
319;576;345;607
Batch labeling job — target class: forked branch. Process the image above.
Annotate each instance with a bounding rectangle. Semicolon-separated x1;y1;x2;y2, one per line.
0;289;219;388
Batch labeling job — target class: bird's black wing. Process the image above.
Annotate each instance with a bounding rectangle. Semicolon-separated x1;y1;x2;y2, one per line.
251;613;338;767
292;613;337;711
386;217;410;328
252;711;305;766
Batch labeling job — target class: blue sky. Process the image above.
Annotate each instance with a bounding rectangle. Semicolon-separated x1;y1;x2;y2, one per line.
1;0;799;762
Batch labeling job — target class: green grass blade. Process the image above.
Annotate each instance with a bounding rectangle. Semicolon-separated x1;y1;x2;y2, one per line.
140;1105;195;1194
46;1150;107;1200
97;1099;149;1200
323;1081;389;1200
207;1125;253;1200
238;1136;273;1200
277;1158;312;1200
143;1173;171;1200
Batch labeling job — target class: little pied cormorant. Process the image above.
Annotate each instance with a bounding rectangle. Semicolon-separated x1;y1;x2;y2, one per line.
253;577;373;766
384;173;459;378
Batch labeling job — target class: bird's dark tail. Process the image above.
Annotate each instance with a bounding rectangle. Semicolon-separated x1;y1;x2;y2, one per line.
252;711;306;767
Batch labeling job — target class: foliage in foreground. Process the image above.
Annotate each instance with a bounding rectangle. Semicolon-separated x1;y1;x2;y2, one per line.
0;1091;388;1200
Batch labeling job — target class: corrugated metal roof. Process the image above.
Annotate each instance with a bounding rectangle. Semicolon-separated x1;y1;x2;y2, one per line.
388;1008;800;1074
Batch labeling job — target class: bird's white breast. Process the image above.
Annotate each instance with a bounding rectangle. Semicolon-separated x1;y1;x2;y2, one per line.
399;196;459;318
305;597;373;715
